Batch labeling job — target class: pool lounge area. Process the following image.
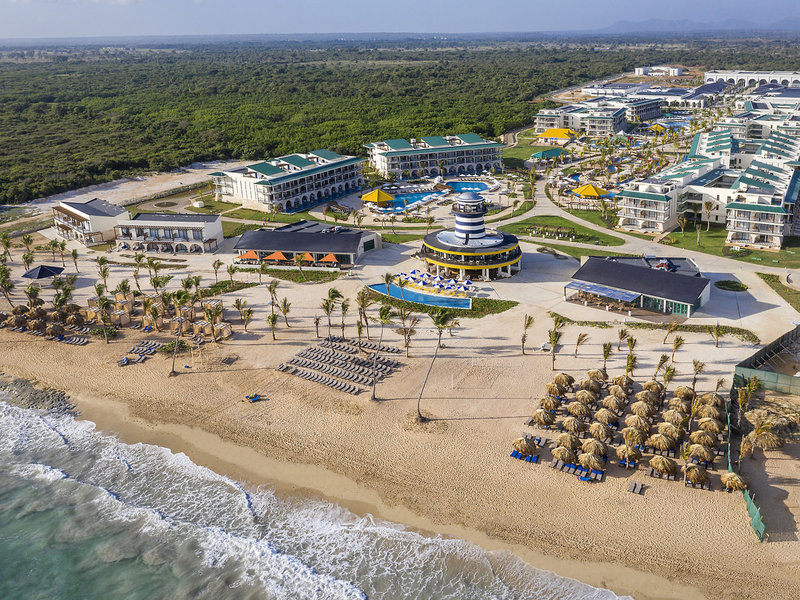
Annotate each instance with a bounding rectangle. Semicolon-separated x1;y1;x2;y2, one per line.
369;283;473;309
368;179;495;214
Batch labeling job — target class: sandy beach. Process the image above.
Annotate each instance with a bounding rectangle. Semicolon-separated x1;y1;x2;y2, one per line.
1;241;798;600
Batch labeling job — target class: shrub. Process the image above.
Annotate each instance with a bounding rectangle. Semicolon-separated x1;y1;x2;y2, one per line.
714;280;748;292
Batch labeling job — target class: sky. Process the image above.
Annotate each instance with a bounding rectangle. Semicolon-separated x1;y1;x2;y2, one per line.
0;0;796;39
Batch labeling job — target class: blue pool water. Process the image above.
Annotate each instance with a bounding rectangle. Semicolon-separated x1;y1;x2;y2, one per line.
568;174;581;182
369;283;472;309
448;181;489;193
390;191;444;210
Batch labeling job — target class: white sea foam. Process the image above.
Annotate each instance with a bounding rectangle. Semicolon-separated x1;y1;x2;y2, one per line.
0;401;629;600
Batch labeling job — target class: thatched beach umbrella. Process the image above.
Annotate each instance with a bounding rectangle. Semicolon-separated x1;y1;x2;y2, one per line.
578;452;604;472
12;305;29;316
575;389;597;405
624;414;650;432
556;432;582;451
657;422;682;439
7;315;26;327
46;324;64;337
582;438;607;456
588;421;613;441
587;369;607;382
539;396;561;412
698;417;723;435
689;444;714;462
613;374;634;388
546;382;566;397
621;426;647;446
662;409;687;427
696;405;722;420
674;386;694;401
721;471;747;491
30;306;46;319
66;313;84;326
690;430;716;447
649;455;678;476
580;379;602;394
27;319;46;331
594;408;618;425
682;464;709;484
630;401;655;418
668;398;690;413
553;373;575;388
531;409;556;427
0;311;8;323
562;416;587;435
65;303;82;313
642;380;664;395
552;446;576;464
608;384;628;400
635;390;658;405
646;433;676;451
513;437;537;455
567;402;592;419
699;392;724;408
616;444;642;464
602;396;625;413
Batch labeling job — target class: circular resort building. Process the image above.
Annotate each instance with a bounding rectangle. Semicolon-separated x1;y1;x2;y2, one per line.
419;192;521;280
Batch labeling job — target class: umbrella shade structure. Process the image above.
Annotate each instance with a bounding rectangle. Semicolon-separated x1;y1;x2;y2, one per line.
556;432;582;451
12;305;29;316
697;418;724;434
6;315;26;327
561;416;587;434
668;398;690;413
580;379;602;394
647;433;676;451
567;402;592;418
696;405;722;420
21;265;64;280
602;395;625;412
537;127;576;140
698;392;724;408
409;269;421;276
657;422;682;439
608;384;628;400
546;382;567;397
236;250;259;261
573;184;609;198
689;430;716;447
593;408;618;425
578;452;605;471
721;471;747;491
612;374;634;389
553;373;575;388
635;390;658;405
29;307;46;319
575;389;597;405
642;380;664;395
674;386;695;401
649;455;678;476
616;444;642;463
46;324;65;337
582;438;607;456
539;396;561;412
531;409;556;427
663;409;687;427
319;253;339;263
586;369;607;382
28;318;46;331
682;464;709;484
689;444;714;462
630;401;655;418
263;251;287;261
513;437;537;456
66;313;84;327
446;278;457;285
299;252;315;262
621;426;647;446
552;446;576;464
589;422;613;441
624;414;650;432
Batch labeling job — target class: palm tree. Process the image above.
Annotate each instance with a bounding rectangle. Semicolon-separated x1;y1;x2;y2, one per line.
212;259;223;284
617;327;629;351
601;342;612;374
0;232;11;260
115;279;131;299
671;336;685;362
47;239;57;261
625;353;637;378
24;284;40;309
520;314;534;355
293;254;306;280
203;305;221;341
662;321;678;344
99;265;110;290
707;321;723;348
573;332;589;357
355;287;374;339
395;277;409;302
690;359;705;395
313;315;321;338
339;298;349;335
703;201;714;231
382;272;394;295
96;295;114;344
548;328;561;371
680;441;692;485
279;297;292;327
662;364;676;392
58;241;67;267
267;312;279;340
233;298;247;321
21;234;33;254
267;280;279;314
258;261;270;284
320;298;334;336
22;251;34;271
141;298;153;328
652;354;669;380
0;276;14;307
68;247;78;271
626;336;637;355
431;308;456;348
242;307;254;332
226;264;236;284
370;305;396;400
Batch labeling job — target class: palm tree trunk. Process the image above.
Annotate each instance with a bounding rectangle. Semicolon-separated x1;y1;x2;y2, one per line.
416;342;440;422
370;325;385;400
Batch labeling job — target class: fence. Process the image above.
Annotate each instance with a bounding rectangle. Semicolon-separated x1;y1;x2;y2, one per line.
734;324;800;394
744;490;767;541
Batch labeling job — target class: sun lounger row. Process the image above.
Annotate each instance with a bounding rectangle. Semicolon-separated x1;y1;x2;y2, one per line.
510;450;539;464
627;481;644;495
299;354;385;379
65;324;91;334
287;357;371;386
118;354;148;366
646;448;676;458
60;336;89;345
313;345;399;370
138;340;164;349
645;467;678;481
685;480;712;491
129;346;156;355
128;323;142;330
330;336;402;354
298;349;391;375
522;433;548;448
549;459;605;481
319;339;358;354
278;365;360;395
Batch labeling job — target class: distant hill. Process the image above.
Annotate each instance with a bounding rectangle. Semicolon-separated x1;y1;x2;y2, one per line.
599;18;800;34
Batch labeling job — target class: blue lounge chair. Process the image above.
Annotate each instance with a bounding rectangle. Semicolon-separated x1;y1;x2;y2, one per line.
510;450;520;458
531;455;539;464
579;475;592;482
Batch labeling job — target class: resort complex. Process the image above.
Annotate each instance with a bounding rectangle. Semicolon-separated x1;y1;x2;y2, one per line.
53;198;128;247
210;150;365;213
114;213;223;254
364;134;503;178
705;69;800;86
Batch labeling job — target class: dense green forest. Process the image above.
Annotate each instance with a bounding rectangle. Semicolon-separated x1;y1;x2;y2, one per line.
3;36;800;204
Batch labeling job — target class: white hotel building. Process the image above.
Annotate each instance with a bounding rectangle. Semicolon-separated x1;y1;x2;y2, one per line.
705;70;800;87
364;134;503;179
211;150;365;213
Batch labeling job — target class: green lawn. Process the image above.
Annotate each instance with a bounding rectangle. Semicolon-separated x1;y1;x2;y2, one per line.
381;232;427;244
533;242;635;260
222;221;263;238
484;200;535;223
516;127;539;139
235;267;341;284
500;214;625;246
565;208;618;229
225;208;270;221
502;143;551;170
184;198;241;214
758;273;800;313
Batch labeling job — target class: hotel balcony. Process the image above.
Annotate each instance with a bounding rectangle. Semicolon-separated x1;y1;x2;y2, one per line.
53;214;90;231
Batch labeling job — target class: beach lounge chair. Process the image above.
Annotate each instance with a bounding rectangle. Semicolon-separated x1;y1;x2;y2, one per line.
117;357;129;367
627;481;644;495
579;475;592;482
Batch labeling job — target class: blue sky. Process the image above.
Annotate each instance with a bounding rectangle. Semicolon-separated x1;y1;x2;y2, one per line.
0;0;795;39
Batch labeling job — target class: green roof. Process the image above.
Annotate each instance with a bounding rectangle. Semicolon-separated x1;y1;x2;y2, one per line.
749;160;784;174
309;149;344;161
209;171;227;177
281;154;315;169
253;156;364;186
377;142;502;158
456;133;486;144
745;168;782;184
785;160;800;167
735;175;775;192
248;162;285;177
726;202;787;214
688;134;705;158
421;136;449;147
759;145;794;158
385;139;413;150
617;189;671;203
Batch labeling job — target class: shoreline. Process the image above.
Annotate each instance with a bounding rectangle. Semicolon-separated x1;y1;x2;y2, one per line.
2;374;700;600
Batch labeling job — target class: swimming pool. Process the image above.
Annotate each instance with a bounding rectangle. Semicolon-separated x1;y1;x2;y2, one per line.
448;181;489;193
369;283;472;309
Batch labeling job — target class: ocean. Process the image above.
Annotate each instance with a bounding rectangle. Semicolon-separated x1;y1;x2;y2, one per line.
0;398;628;600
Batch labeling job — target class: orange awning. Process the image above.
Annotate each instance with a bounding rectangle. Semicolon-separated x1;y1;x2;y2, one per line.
300;252;315;262
319;253;338;263
236;250;259;260
264;251;287;261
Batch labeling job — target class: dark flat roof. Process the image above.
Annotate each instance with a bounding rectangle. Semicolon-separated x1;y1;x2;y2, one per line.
572;257;709;305
129;213;221;223
234;220;371;254
62;198;126;217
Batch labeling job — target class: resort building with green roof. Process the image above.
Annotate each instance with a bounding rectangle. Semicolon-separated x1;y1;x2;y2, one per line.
364;134;502;179
210;150;364;213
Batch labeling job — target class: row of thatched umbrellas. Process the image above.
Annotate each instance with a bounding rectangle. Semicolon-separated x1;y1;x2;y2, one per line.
0;303;85;337
516;369;748;491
